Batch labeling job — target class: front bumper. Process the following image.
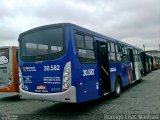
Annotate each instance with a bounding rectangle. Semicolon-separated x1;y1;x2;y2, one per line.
19;86;76;103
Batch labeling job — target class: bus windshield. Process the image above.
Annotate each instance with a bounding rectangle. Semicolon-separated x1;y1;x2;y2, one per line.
21;27;64;59
0;48;9;65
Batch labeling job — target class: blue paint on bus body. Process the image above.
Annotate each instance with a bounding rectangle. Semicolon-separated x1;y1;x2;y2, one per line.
18;23;141;103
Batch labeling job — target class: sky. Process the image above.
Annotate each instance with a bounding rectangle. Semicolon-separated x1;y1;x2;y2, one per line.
0;0;160;50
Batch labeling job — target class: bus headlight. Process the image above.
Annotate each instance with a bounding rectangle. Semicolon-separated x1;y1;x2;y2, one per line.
63;61;71;91
63;82;70;88
64;76;70;82
19;68;24;89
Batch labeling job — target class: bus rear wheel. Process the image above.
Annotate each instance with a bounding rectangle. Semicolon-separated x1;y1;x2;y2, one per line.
113;77;121;98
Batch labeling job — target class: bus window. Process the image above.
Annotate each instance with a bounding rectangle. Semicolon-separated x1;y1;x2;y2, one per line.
38;44;48;55
75;33;95;63
115;44;121;61
85;36;94;49
137;50;141;62
109;42;116;61
21;27;64;61
75;34;85;48
121;46;128;61
110;42;115;52
134;49;140;62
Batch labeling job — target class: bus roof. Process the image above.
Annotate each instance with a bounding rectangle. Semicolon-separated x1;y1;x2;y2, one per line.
19;23;142;51
69;23;142;50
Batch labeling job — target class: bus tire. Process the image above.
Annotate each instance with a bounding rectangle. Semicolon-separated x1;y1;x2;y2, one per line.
113;77;121;98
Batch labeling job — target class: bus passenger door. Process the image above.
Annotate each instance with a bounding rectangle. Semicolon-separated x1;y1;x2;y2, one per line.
128;49;136;81
97;41;111;95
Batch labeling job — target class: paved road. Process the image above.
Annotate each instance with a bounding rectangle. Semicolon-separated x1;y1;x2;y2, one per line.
0;70;160;120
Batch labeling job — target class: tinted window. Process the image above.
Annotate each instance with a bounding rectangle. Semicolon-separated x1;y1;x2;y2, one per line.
118;46;122;53
75;34;85;48
121;46;128;61
110;52;116;61
77;49;95;62
21;27;63;56
115;44;121;61
75;33;95;63
115;44;118;53
108;42;116;61
85;36;93;49
134;49;141;62
110;43;115;52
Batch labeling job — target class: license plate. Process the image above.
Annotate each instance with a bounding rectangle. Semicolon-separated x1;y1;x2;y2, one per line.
37;85;46;90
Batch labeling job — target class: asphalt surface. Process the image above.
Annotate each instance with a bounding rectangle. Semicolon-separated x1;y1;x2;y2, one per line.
0;70;160;120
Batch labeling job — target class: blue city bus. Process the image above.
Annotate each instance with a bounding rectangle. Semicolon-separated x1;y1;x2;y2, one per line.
18;23;143;103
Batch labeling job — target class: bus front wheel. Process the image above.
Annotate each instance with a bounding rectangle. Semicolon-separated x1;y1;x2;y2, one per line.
113;77;121;98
